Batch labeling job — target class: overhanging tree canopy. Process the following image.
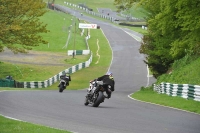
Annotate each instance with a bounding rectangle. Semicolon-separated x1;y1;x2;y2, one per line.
115;0;200;77
0;0;49;53
140;0;200;77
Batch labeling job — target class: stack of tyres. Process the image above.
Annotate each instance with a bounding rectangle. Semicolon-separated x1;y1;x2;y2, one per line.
14;81;24;88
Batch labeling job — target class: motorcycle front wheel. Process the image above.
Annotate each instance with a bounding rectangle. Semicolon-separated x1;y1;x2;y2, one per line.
92;91;104;107
84;96;89;106
59;84;64;93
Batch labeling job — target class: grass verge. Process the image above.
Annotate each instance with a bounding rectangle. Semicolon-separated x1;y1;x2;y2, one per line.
131;87;200;114
156;56;200;85
0;115;71;133
46;28;112;90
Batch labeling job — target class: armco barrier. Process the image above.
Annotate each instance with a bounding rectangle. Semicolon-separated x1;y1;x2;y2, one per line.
67;50;90;56
54;4;118;24
22;29;92;88
154;82;200;102
22;53;92;88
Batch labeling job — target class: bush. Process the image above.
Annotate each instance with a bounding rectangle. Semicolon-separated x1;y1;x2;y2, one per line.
156;56;200;85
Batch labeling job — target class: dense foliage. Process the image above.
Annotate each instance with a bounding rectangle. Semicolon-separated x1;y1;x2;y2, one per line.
140;0;200;77
115;0;200;78
0;0;48;53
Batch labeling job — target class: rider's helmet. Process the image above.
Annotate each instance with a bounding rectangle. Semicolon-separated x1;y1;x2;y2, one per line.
106;71;113;76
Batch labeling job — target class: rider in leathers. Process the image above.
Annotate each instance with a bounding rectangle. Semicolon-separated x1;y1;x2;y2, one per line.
58;73;71;87
95;72;115;98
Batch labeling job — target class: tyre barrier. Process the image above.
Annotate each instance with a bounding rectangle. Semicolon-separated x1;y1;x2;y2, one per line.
22;27;92;89
22;53;92;88
67;50;90;56
154;82;200;102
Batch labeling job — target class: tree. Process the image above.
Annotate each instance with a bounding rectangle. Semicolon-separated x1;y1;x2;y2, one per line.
114;0;138;12
140;0;176;77
138;0;161;19
170;0;200;58
0;0;49;53
139;0;200;77
115;0;200;77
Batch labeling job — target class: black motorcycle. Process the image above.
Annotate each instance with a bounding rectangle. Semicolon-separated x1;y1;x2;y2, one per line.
58;74;71;93
84;80;107;107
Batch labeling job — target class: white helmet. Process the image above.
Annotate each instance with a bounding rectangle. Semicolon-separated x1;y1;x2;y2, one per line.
106;71;113;76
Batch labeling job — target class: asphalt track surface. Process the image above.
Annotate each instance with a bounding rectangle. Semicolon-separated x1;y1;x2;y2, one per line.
1;5;200;133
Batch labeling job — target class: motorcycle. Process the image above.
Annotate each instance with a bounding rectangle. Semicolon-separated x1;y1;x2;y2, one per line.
84;80;108;107
58;74;71;93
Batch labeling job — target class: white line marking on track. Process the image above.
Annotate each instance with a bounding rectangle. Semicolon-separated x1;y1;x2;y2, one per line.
123;30;142;42
146;65;150;87
128;93;200;115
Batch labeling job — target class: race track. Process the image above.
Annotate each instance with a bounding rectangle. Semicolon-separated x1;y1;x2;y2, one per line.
0;5;200;133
